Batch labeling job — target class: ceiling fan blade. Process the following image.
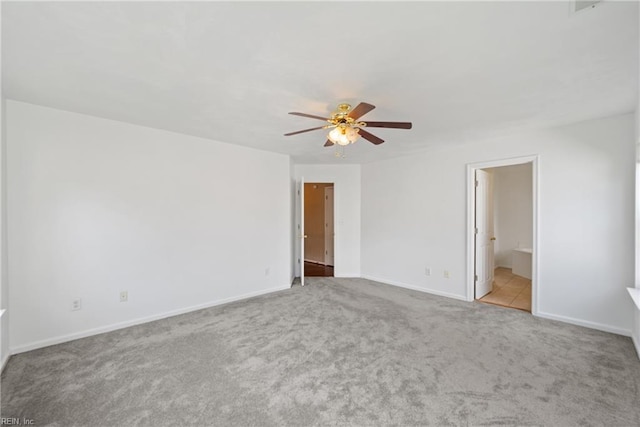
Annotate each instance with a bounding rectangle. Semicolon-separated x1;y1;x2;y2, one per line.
284;126;327;136
289;112;330;121
358;128;385;145
324;139;334;147
364;121;412;129
348;102;376;120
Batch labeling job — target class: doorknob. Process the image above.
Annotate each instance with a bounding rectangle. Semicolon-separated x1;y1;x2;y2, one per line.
304;235;308;238
490;237;496;241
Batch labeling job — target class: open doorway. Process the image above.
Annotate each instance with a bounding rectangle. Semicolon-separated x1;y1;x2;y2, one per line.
467;156;538;314
304;183;334;277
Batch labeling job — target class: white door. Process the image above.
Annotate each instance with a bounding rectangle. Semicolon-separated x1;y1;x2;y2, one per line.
298;178;306;286
475;169;495;298
324;186;335;267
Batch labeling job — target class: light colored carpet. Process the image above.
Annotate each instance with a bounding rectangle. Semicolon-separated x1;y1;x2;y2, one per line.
2;277;639;426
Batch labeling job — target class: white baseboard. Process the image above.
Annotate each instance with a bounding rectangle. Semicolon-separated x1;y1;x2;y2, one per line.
361;275;468;302
1;353;9;372
0;309;8;372
495;263;512;269
536;310;631;337
10;284;291;355
632;332;640;360
362;276;633;338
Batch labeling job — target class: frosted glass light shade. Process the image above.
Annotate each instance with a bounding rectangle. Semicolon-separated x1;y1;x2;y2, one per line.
328;126;360;146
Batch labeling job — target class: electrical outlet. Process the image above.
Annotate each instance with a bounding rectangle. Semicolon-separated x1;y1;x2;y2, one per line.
71;298;82;311
120;291;128;302
425;267;431;276
444;270;450;279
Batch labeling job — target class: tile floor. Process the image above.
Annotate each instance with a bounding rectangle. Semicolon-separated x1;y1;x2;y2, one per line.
479;267;531;312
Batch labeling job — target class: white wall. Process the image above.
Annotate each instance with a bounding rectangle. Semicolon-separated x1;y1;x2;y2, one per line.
7;101;291;352
635;131;640;354
290;161;296;283
492;164;533;268
634;73;640;355
634;3;640;356
634;0;640;353
1;96;7;369
0;6;9;369
362;114;635;334
293;164;360;277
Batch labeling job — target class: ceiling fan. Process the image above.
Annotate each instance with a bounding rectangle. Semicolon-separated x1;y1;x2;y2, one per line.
284;102;412;147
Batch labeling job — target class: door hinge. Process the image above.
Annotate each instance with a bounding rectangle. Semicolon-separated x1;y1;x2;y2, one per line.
474;274;478;281
474;227;478;234
298;258;300;264
475;180;479;187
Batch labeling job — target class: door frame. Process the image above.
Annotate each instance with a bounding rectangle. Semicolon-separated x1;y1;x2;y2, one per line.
302;183;335;267
466;155;539;315
323;186;335;267
296;181;336;281
299;178;305;286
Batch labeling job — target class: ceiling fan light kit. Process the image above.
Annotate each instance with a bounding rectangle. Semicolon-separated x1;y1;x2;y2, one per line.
328;124;360;146
285;102;412;151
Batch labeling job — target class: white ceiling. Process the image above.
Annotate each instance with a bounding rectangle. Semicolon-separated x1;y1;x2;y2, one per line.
2;1;638;164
